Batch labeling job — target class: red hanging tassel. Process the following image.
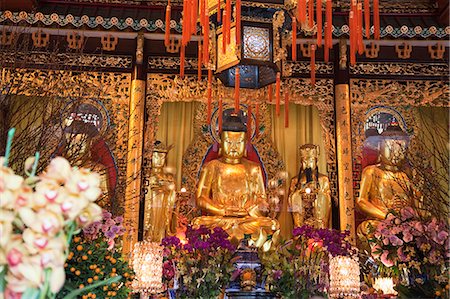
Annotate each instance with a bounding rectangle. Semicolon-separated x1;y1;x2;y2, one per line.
207;69;212;124
364;0;370;38
268;84;273;103
317;0;322;47
255;103;259;137
308;0;313;28
222;10;227;54
349;11;356;66
275;72;281;116
373;0;380;39
234;67;240;113
198;41;202;80
247;103;252;142
192;0;198;35
180;44;185;78
298;0;306;24
236;0;241;46
311;44;316;86
218;98;223;133
165;5;171;47
203;7;210;65
357;3;364;55
284;92;289;128
292;18;297;60
226;0;231;45
200;0;205;27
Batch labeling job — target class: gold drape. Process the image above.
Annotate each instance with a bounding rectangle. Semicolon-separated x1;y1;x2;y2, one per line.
270;103;327;237
155;102;198;190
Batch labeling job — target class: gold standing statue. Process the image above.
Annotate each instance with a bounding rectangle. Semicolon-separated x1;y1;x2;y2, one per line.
356;125;413;240
288;144;332;228
192;113;279;242
143;141;177;243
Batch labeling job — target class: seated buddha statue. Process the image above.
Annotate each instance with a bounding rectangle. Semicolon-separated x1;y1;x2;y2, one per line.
192;114;279;242
288;144;332;228
356;124;414;240
143;141;177;242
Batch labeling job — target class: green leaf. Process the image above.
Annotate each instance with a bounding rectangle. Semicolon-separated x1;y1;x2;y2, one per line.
61;275;122;299
0;266;6;292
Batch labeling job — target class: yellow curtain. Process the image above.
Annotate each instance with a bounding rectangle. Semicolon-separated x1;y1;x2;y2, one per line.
270;103;327;236
155;101;199;190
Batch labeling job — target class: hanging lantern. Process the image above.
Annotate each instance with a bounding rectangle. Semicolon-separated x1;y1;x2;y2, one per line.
131;241;164;296
216;21;278;89
329;255;360;299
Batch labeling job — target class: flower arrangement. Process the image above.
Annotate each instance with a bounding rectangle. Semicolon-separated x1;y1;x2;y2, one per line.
260;225;355;299
161;226;237;299
0;154;106;299
370;207;449;298
57;210;134;299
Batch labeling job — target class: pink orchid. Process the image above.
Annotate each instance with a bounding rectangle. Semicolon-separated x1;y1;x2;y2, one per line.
400;207;416;221
402;232;413;243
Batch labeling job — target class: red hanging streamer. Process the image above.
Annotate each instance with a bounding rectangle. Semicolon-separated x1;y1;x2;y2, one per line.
222;10;227;54
298;0;306;24
234;67;240;113
192;0;198;35
255;103;259;137
284;92;289;128
236;0;241;46
247;103;252;142
218;99;223;133
310;44;316;86
357;3;364;55
364;0;370;38
200;0;205;27
292;18;297;60
203;7;210;65
373;0;380;39
268;84;273;103
207;69;212;124
349;11;356;66
275;72;281;116
198;41;202;80
317;0;322;47
308;0;313;28
180;44;185;78
226;0;231;45
165;5;171;47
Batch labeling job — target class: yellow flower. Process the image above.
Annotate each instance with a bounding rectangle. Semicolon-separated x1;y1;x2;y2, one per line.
42;157;72;185
65;168;101;202
0;165;24;209
19;208;64;236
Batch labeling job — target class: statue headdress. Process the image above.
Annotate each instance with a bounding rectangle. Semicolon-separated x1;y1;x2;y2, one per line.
153;140;174;153
299;144;320;159
222;110;247;133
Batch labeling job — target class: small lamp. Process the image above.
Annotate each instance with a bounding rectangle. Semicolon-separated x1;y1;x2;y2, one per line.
373;277;397;297
131;241;164;296
329;255;360;299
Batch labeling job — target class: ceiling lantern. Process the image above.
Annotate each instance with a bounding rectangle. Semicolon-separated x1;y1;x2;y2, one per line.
216;21;278;89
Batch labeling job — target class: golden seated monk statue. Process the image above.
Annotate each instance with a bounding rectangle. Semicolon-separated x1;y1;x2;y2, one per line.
143;141;177;242
288;144;332;228
356;124;414;240
192;114;279;242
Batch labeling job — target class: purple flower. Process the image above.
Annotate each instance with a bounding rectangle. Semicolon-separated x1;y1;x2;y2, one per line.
161;236;181;247
389;235;404;246
102;211;112;220
110;225;120;234
105;230;116;239
400;207;416;221
402;232;413;243
272;270;283;280
114;216;124;224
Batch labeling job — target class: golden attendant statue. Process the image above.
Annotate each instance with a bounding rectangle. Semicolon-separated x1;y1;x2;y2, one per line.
192;114;279;241
356;125;413;240
143;141;177;242
288;144;332;228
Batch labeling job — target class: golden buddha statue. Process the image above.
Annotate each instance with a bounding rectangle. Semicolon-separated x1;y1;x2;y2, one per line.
192;114;279;242
143;141;177;242
356;125;413;240
288;144;332;228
